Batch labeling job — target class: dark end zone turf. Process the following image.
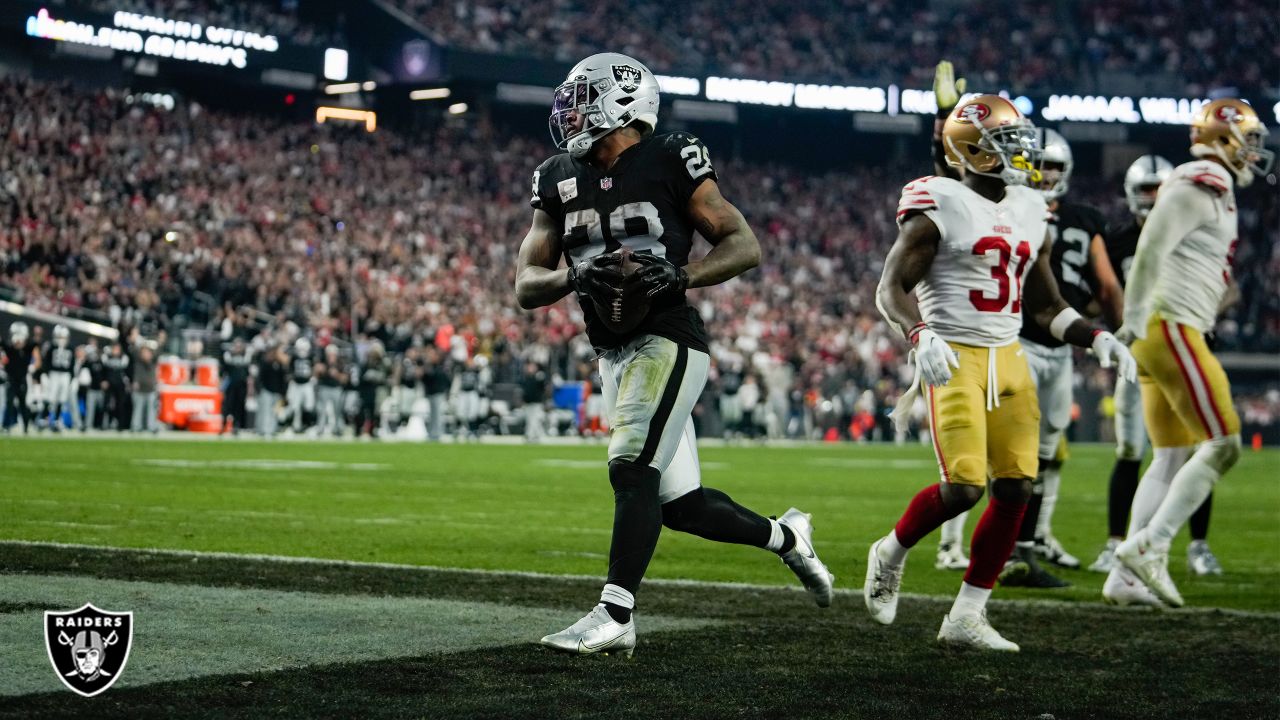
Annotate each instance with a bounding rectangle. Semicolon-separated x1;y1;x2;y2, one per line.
1;543;1277;720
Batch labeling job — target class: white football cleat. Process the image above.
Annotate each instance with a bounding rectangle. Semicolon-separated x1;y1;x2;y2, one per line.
1089;538;1120;573
540;604;636;657
778;508;835;608
1187;540;1224;576
1115;530;1184;608
1034;534;1081;569
863;537;902;625
1103;565;1165;608
937;611;1019;652
934;541;970;570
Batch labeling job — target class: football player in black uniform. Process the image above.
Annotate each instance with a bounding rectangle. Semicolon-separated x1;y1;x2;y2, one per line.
286;337;316;434
1089;155;1222;583
516;53;833;657
2;322;39;433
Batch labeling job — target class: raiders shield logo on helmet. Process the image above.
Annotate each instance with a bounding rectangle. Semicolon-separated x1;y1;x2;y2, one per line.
612;64;642;93
44;603;134;697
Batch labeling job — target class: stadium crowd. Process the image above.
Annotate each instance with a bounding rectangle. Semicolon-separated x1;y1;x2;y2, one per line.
0;74;1276;440
404;0;1277;95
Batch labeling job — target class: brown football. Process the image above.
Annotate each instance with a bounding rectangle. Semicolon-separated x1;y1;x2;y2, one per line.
592;247;652;335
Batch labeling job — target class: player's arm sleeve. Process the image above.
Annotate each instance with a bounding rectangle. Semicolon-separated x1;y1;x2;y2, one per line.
1122;181;1214;334
665;132;718;206
528;160;561;217
895;178;945;242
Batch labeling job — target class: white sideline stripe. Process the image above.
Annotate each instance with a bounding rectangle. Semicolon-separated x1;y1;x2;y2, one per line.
4;539;1277;620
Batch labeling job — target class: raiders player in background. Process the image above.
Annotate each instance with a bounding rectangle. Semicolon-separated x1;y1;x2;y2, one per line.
2;322;39;433
43;325;77;431
516;53;833;657
286;337;316;434
1088;155;1222;578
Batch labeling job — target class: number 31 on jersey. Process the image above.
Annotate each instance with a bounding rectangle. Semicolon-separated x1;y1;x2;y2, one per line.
970;236;1032;313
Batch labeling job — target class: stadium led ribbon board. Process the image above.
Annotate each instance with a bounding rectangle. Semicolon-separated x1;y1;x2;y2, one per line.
26;7;274;68
18;3;347;81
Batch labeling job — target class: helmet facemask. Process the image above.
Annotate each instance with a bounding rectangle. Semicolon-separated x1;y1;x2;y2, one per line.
1228;123;1274;187
948;120;1043;187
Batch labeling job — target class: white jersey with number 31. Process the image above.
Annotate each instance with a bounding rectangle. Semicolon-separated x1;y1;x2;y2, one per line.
897;176;1049;347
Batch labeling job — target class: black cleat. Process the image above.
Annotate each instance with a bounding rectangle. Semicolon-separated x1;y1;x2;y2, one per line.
999;545;1071;588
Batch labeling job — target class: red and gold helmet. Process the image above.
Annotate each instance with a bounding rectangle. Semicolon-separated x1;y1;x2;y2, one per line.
942;94;1041;186
1190;98;1274;188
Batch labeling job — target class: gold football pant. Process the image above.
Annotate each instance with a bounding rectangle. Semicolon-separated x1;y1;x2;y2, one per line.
926;342;1040;486
1130;313;1240;448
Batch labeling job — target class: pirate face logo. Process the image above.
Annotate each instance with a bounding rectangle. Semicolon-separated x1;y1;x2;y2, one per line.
612;64;642;93
45;604;133;697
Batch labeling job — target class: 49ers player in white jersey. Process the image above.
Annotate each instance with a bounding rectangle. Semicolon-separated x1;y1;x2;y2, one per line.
1109;98;1274;608
864;95;1137;651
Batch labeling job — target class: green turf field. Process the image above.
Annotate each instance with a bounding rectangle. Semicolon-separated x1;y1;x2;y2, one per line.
1;437;1278;718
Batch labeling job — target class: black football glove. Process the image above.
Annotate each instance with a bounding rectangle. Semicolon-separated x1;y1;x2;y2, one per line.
567;254;624;299
633;252;689;299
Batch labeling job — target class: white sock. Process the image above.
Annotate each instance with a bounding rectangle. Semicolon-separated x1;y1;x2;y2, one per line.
878;530;910;568
1127;446;1192;536
940;511;967;547
600;584;634;610
949;582;991;619
1035;463;1061;539
765;518;785;552
1146;446;1227;546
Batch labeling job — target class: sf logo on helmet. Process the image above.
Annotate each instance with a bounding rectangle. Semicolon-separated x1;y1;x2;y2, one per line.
958;102;991;123
1214;104;1240;124
44;603;134;697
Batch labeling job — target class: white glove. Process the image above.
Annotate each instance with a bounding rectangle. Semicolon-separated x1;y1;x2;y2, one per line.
913;328;960;387
1092;331;1137;383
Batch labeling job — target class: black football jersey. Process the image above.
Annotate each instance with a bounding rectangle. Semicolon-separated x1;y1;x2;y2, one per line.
290;355;313;383
530;132;715;353
1020;201;1107;348
45;344;75;373
2;342;34;382
1105;219;1140;288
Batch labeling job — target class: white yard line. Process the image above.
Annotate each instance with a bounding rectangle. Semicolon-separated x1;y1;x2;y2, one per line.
3;539;1276;620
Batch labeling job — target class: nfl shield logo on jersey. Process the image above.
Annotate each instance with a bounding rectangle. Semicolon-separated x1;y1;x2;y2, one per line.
612;65;641;93
44;604;134;697
600;177;613;191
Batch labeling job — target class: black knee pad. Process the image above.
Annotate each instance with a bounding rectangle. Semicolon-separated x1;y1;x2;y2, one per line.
991;476;1033;504
608;459;660;496
660;488;707;532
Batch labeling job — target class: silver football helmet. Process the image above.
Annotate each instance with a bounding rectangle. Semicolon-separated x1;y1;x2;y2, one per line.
549;53;660;159
1035;128;1073;200
53;324;70;347
9;321;29;345
1123;155;1174;219
294;337;311;357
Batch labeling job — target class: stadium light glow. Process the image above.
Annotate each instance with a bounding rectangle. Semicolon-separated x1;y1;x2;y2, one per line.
448;103;468;115
409;87;452;101
324;82;360;94
315;106;376;132
656;75;700;97
362;81;376;91
794;83;885;112
323;47;349;81
705;76;794;107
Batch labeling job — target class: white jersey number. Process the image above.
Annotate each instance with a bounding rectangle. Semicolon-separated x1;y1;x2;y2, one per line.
564;202;666;263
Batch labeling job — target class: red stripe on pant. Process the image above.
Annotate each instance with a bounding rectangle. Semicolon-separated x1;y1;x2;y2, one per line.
963;495;1028;589
1178;324;1229;437
1162;321;1216;437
